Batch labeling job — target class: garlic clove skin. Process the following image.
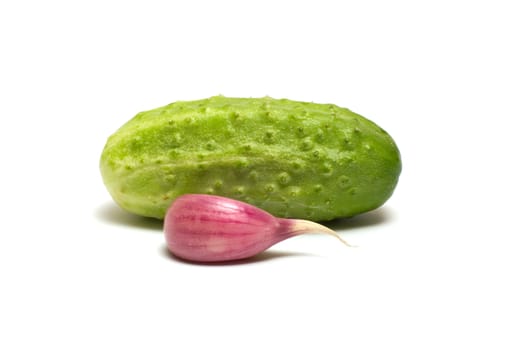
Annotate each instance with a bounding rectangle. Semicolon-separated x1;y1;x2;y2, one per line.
164;194;349;262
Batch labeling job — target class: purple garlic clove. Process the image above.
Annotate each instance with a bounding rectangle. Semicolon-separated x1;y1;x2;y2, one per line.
163;194;351;262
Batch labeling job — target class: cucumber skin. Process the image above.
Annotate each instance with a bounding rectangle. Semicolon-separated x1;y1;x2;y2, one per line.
100;96;401;221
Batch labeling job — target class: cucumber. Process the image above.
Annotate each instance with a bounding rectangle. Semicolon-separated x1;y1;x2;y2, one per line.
100;96;401;221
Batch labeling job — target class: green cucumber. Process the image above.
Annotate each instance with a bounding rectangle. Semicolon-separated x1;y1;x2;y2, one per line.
100;96;401;221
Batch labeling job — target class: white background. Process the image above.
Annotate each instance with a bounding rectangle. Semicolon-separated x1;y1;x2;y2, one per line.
1;0;505;349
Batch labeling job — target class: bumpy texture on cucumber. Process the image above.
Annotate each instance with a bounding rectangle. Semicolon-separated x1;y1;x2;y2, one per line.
100;96;401;221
